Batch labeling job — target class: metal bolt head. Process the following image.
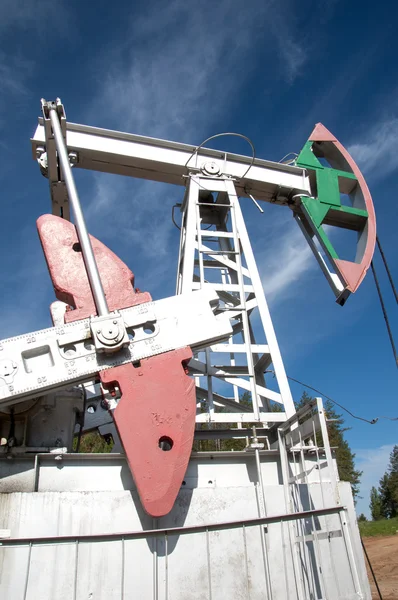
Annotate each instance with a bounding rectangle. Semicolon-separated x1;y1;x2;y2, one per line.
202;161;221;176
68;152;78;165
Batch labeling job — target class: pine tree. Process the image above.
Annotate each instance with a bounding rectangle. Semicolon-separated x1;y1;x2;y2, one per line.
378;445;398;519
369;486;382;520
387;445;398;515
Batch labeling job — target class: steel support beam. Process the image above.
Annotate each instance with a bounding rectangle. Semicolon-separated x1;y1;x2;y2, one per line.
31;118;311;216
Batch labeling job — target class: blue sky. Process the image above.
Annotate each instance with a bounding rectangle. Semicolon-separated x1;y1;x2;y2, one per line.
0;0;397;517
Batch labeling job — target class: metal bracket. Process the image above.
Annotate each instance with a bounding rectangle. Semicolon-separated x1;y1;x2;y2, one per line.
40;98;70;220
90;312;129;354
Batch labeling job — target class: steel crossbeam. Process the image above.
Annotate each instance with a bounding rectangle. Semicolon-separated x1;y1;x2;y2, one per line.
0;290;231;407
31;117;311;217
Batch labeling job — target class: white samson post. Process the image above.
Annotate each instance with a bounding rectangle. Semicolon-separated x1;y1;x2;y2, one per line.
45;99;109;317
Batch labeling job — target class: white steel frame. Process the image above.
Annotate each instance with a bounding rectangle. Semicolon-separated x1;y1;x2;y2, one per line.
31;117;311;220
30;110;312;427
0;103;368;600
176;175;295;425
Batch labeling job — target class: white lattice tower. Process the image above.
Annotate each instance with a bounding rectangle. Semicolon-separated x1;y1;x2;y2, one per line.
176;175;296;426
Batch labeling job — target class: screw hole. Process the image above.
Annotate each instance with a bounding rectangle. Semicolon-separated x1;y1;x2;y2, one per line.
182;480;186;486
63;344;77;357
143;323;155;335
208;480;213;485
132;361;141;368
72;243;81;252
159;436;173;451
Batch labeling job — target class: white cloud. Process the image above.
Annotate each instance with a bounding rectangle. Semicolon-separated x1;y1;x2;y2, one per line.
272;26;307;83
0;233;53;338
83;0;310;298
0;0;69;34
90;0;307;139
354;444;394;518
260;218;315;301
348;119;398;180
0;1;71;127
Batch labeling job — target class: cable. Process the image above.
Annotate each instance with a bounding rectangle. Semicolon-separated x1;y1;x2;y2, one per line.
7;407;16;448
376;236;398;304
171;204;181;230
265;371;398;424
184;132;256;180
278;151;298;164
371;261;398;368
361;536;383;599
75;384;87;453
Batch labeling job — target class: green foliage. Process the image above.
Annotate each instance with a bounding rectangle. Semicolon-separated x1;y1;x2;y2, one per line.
357;513;367;522
295;390;314;410
372;445;398;520
73;431;114;453
359;516;398;538
370;487;382;521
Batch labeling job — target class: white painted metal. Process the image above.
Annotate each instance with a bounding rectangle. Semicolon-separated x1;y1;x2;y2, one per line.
294;213;349;303
0;290;231;407
0;101;371;599
46;101;110;318
31;118;311;217
0;405;371;599
176;175;295;425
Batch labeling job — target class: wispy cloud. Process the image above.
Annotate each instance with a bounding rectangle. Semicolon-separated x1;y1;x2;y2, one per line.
0;0;70;34
348;118;398;180
82;0;310;297
354;444;394;517
0;53;31;95
0;229;53;338
0;1;71;124
259;216;315;302
90;0;307;138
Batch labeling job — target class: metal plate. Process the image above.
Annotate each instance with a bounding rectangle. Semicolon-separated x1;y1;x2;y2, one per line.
0;290;231;406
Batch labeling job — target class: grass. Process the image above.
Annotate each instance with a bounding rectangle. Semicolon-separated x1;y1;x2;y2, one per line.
359;517;398;537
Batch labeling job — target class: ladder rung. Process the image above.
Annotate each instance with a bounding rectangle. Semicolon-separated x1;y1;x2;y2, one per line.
210;344;269;353
192;283;253;292
199;250;238;255
201;231;234;238
197;202;231;207
217;290;241;306
194;259;231;269
254;352;272;372
213;366;253;376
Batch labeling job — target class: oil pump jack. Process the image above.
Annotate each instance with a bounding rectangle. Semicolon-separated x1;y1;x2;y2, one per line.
0;99;375;599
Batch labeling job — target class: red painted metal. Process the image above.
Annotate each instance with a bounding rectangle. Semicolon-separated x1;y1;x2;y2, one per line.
37;214;151;323
38;214;196;516
309;123;376;293
100;349;196;518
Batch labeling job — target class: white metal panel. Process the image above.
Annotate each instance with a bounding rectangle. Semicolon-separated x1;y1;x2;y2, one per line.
0;447;371;600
